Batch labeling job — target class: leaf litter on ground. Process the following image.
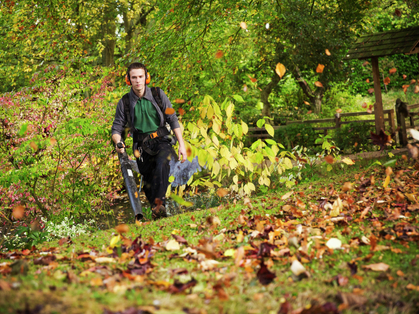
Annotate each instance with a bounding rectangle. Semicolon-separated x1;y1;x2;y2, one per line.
1;158;419;313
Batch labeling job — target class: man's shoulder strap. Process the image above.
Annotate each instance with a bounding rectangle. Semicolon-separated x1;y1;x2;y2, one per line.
150;87;164;114
121;93;131;127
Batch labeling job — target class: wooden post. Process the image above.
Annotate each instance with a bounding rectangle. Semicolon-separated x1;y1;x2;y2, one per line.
396;99;408;146
371;57;385;134
388;109;395;134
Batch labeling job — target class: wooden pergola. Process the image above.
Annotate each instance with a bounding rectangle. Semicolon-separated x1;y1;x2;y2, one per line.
345;25;419;134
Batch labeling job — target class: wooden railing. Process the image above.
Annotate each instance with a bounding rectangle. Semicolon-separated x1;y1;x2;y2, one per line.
248;109;395;140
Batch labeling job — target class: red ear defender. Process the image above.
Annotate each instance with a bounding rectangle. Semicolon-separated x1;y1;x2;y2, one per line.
125;75;131;86
145;72;151;85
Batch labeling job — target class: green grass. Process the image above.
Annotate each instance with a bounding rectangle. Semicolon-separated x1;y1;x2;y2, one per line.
1;156;419;314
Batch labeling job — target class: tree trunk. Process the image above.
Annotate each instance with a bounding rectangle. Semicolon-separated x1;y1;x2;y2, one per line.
293;66;324;114
261;72;281;118
102;4;116;66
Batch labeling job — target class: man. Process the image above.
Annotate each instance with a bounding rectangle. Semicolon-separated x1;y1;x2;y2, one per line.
111;62;187;220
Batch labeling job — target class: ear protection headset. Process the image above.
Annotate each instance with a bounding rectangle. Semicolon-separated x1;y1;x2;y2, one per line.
125;66;151;86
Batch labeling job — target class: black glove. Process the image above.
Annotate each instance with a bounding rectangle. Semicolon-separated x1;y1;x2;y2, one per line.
116;141;125;149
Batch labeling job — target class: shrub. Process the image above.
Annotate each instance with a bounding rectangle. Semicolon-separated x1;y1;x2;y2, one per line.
274;123;318;151
335;122;374;153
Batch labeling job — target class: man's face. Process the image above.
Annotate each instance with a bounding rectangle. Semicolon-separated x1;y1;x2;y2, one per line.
129;68;146;93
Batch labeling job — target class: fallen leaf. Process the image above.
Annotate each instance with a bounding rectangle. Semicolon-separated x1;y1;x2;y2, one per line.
326;238;342;249
325;49;331;56
325;155;334;164
216;188;229;197
275;63;286;78
175;99;185;104
366;78;370;83
395;9;402;17
290;260;306;276
235;246;245;267
314;81;323;88
281;191;293;200
166;239;180;251
342;158;355;165
362;102;367;108
240;22;247;29
178;108;186;116
95;257;116;263
383;175;390;188
403;74;407;79
316;64;325;73
304;101;310;106
415;85;419;94
165;108;175;115
336;108;342;113
257;260;276;285
384;77;390;85
115;224;129;234
342;182;353;192
397;270;405;277
362;263;389;271
389;68;397;75
368;88;374;94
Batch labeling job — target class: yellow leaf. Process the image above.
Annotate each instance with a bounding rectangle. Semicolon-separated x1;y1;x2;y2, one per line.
213;119;221;134
241;121;248;134
265;124;274;137
224;249;236;257
166;239;180;251
207;105;214;120
383;175;390;188
110;235;121;248
275;63;286;78
316;64;325;73
281;191;293;200
237;230;244;243
342;158;355;165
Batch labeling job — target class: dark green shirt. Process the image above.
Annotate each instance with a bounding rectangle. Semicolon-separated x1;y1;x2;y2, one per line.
133;97;160;134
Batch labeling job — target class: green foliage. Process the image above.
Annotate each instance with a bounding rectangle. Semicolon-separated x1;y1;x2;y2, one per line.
2;226;49;250
274;124;318;151
335;122;375;153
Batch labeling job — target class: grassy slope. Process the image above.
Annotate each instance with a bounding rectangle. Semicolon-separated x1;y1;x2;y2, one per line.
1;157;419;314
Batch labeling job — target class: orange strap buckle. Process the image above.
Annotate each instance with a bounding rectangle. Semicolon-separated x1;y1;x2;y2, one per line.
150;132;158;139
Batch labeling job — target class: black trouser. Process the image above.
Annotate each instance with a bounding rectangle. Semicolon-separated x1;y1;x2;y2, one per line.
136;138;177;208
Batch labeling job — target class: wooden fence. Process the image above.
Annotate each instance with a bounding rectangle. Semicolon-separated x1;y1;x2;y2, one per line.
248;109;395;141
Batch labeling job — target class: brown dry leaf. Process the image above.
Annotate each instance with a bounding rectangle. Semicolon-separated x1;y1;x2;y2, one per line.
325;49;331;56
12;205;25;220
165;108;175;115
362;102;367;109
325;155;334;164
363;263;389;271
235;246;245;267
415;85;419;94
366;78;370;83
411;79;417;84
403;74;407;79
281;191;293;200
115;224;129;234
307;110;312;114
314;81;323;88
178;108;186;116
175;99;185;104
240;22;247;29
389;68;397;75
397;270;405;277
362;61;369;66
304;101;310;106
90;277;103;286
216;188;229;197
407;283;419;291
316;64;325;73
368;88;374;94
0;280;11;291
342;182;353;192
385;167;393;176
336;108;342;113
275;63;286;78
238;215;246;225
134;149;141;158
395;9;402;17
403;85;410;94
384;77;390;85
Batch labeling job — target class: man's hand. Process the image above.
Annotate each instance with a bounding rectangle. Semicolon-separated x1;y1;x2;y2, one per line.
115;141;125;154
178;144;187;163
